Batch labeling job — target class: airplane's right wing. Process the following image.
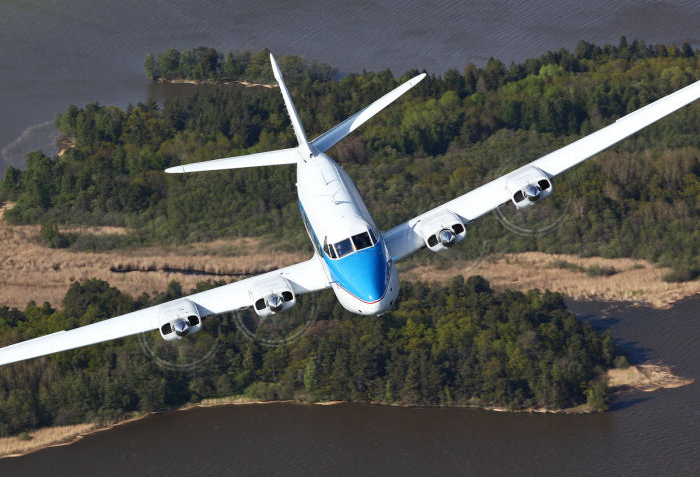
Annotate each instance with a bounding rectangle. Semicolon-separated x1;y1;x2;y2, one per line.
384;79;700;261
0;257;330;366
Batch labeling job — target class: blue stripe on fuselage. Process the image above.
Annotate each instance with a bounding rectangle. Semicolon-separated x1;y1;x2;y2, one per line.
324;243;387;303
298;201;388;303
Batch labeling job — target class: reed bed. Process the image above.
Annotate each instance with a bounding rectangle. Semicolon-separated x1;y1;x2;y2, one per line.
0;208;696;309
0;219;302;308
0;423;99;458
402;251;700;308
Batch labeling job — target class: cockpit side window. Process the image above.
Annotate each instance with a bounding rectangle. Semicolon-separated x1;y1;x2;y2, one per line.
323;237;337;259
334;238;354;258
352;231;373;251
368;228;378;244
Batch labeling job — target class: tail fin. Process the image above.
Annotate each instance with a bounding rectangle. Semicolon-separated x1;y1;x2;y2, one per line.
270;53;314;157
165;56;426;174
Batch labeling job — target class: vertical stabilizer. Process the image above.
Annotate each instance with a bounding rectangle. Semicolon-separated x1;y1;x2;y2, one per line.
270;53;313;157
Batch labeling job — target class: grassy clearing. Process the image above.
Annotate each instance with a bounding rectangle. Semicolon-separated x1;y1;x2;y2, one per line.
0;218;303;308
402;252;699;308
0;206;696;309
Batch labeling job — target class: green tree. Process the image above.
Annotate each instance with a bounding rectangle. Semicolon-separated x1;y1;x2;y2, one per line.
144;52;156;80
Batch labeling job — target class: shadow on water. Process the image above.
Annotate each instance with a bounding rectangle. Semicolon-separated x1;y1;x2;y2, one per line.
610;394;654;412
611;339;653;364
576;310;654;364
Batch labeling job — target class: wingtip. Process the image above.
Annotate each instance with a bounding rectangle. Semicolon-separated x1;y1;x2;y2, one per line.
269;52;282;81
164;166;184;174
413;73;427;84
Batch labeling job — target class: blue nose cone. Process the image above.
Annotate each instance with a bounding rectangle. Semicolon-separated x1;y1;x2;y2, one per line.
327;244;387;303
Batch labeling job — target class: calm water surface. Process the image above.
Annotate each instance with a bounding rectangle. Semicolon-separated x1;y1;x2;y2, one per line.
1;0;700;172
1;297;698;476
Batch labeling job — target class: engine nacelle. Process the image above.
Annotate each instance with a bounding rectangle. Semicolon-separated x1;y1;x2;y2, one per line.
418;210;467;253
158;299;202;342
505;165;553;209
251;276;296;318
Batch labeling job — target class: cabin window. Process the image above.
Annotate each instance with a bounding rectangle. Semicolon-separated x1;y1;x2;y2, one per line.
352;232;373;251
334;238;354;258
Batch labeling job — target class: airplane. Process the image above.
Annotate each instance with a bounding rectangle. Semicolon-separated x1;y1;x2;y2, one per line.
1;54;699;366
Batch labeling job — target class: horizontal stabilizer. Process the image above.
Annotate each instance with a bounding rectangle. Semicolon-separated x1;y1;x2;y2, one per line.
311;73;426;153
165;147;301;173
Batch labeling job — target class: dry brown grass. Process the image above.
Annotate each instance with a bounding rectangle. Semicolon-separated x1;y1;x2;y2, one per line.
607;364;694;392
0;203;696;309
401;252;700;308
0;210;304;308
0;423;99;458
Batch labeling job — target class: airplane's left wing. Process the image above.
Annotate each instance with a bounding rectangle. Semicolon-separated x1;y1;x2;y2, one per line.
0;257;329;366
384;79;700;261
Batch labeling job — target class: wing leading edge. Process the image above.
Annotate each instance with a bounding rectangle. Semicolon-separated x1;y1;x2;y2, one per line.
0;258;329;366
384;79;700;261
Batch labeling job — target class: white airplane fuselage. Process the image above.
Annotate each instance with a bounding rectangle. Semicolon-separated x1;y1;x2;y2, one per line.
297;153;399;315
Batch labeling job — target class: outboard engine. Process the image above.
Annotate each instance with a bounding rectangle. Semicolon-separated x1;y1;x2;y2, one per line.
158;299;202;341
505;165;553;209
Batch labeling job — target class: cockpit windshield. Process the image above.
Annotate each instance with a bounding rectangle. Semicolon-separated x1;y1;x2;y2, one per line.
324;228;379;260
334;238;354;258
352;232;372;251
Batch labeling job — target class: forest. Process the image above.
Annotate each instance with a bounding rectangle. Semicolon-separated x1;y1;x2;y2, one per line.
0;39;698;433
0;276;616;435
1;39;698;279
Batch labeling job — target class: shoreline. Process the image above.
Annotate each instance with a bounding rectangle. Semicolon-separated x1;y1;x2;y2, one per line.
0;397;277;459
0;399;579;460
156;78;277;88
2;358;694;460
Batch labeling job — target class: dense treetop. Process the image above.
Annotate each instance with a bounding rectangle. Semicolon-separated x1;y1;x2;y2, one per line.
0;276;615;434
144;47;338;83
